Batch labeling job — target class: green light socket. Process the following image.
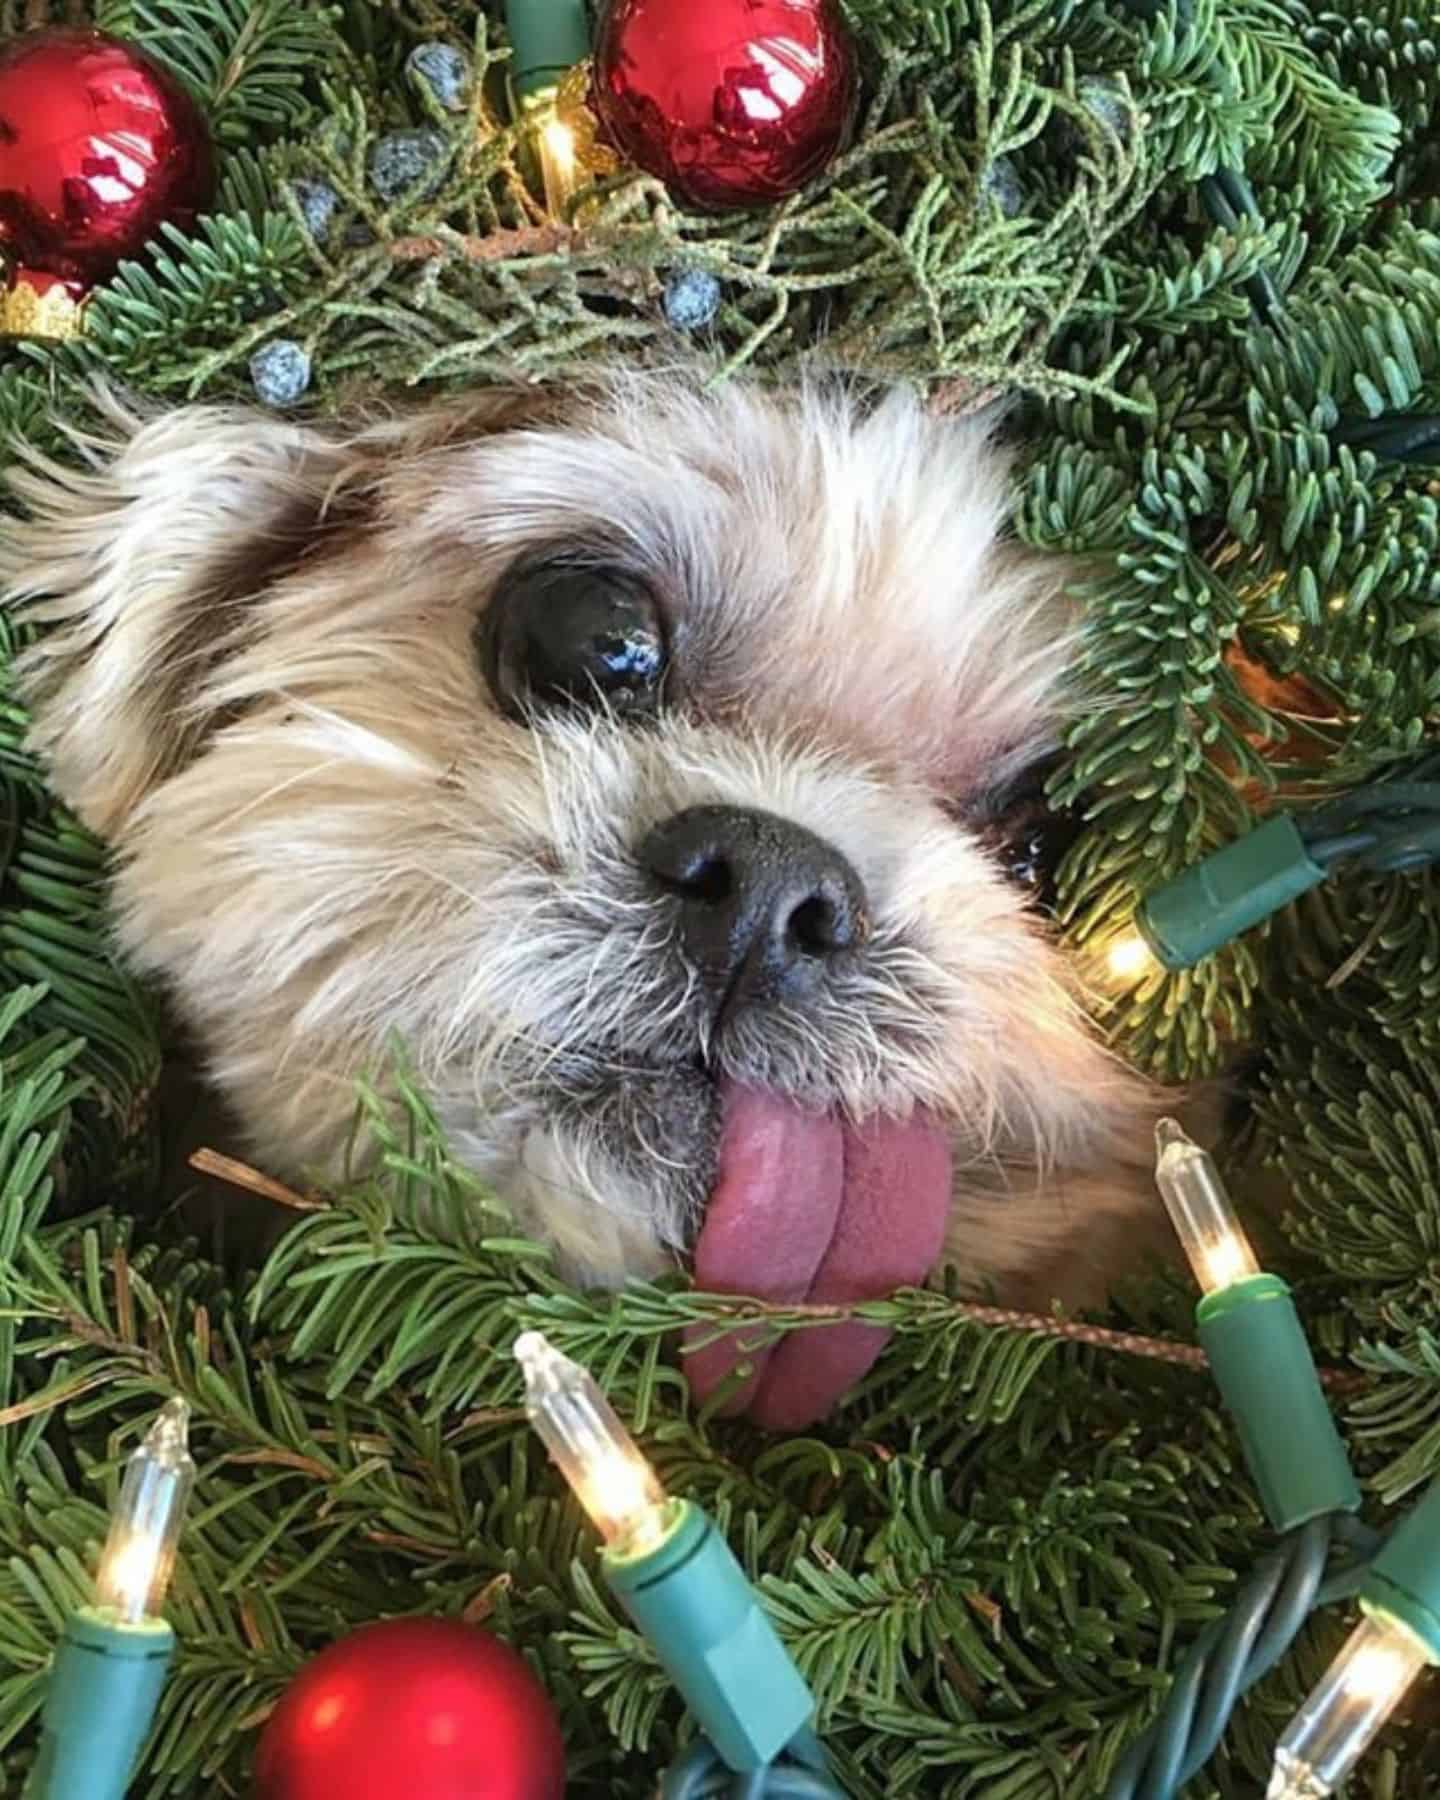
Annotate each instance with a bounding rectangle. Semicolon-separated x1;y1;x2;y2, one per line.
1196;1274;1360;1532
1361;1476;1440;1661
602;1500;815;1772
24;1606;174;1800
504;0;591;98
1136;814;1327;970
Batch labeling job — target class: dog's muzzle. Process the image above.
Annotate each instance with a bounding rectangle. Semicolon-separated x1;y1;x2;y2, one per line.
639;804;952;1428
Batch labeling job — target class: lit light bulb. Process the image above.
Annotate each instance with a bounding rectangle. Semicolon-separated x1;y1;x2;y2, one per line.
515;1331;670;1557
93;1397;195;1624
524;93;578;214
1267;1610;1432;1800
1104;930;1159;985
1154;1117;1261;1296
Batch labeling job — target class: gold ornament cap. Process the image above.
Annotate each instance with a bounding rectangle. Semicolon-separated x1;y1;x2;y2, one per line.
1;268;87;339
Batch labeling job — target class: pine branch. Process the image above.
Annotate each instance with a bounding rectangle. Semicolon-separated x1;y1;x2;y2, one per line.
125;0;350;143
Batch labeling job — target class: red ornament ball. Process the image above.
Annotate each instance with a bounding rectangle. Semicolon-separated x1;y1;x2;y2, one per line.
0;27;213;331
254;1618;567;1800
593;0;858;210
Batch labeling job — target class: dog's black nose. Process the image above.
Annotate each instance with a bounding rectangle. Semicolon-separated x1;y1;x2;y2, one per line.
640;805;868;1014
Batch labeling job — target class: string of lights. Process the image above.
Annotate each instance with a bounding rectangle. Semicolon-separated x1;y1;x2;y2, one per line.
514;1331;847;1800
26;1142;1440;1798
1136;751;1440;971
1106;1512;1381;1800
512;1120;1440;1800
1106;1125;1440;1800
503;0;589;212
23;1398;194;1800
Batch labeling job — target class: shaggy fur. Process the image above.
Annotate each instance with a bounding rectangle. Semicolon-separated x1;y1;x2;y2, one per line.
2;375;1172;1309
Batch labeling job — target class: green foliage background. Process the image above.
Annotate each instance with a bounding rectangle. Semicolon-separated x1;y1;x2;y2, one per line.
0;0;1438;1793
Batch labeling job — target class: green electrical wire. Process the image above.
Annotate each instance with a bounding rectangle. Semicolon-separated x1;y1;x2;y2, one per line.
1138;750;1440;969
1297;752;1440;874
1196;166;1284;327
1106;1512;1384;1800
1331;412;1440;468
662;1730;844;1799
1115;0;1283;327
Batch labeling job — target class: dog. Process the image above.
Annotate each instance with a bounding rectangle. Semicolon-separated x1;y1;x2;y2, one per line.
2;373;1172;1429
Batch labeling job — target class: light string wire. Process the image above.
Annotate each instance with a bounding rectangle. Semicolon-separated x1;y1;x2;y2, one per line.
1106;1513;1386;1799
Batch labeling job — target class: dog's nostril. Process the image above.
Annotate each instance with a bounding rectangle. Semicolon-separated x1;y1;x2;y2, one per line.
679;855;734;905
787;892;843;956
650;852;734;904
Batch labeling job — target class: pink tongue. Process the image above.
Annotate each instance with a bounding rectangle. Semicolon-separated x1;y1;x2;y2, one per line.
687;1084;951;1430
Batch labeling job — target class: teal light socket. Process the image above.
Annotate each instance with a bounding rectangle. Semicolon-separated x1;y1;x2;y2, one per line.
24;1606;174;1800
1361;1476;1440;1660
504;0;591;97
1196;1275;1360;1532
603;1500;815;1771
1136;814;1327;970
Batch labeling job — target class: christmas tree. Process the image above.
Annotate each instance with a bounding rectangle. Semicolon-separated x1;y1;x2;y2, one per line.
2;0;1439;1794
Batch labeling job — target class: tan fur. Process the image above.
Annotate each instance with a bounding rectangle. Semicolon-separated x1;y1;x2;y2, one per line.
2;374;1174;1303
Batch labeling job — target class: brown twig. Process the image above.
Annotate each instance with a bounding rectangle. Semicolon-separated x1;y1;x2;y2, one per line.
954;1301;1369;1392
219;1448;334;1480
389;224;576;264
928;376;1004;416
0;1370;118;1428
689;1292;1370;1394
463;1573;513;1624
189;1148;328;1213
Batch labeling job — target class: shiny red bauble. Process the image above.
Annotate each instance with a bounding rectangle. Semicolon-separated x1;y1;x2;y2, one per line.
253;1618;567;1800
592;0;858;210
0;27;213;333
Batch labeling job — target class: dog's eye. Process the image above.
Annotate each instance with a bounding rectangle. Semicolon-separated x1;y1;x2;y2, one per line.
479;558;667;722
983;767;1083;913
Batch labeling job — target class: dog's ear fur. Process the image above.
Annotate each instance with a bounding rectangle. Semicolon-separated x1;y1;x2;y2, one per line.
0;387;547;838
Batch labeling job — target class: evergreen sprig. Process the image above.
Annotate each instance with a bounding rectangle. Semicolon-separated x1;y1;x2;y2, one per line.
0;1079;1289;1798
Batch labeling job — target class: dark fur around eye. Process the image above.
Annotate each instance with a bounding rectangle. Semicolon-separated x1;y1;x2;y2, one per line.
477;554;667;724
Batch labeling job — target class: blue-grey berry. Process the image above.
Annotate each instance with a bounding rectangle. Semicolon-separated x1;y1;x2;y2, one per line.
1080;76;1135;139
1056;76;1136;158
250;340;312;407
408;42;470;110
292;179;340;241
978;156;1023;218
369;129;450;202
663;269;722;331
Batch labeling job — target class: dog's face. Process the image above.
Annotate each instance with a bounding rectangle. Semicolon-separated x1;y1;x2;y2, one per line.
6;376;1161;1427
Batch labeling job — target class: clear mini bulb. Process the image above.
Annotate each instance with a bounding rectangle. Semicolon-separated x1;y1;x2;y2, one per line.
515;1332;670;1557
1154;1117;1262;1295
523;92;578;214
1106;931;1159;984
93;1397;195;1625
1268;1609;1432;1800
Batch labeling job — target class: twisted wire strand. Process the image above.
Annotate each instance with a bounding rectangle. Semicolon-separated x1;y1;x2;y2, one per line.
1300;755;1440;874
661;1730;844;1800
1106;1513;1384;1800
